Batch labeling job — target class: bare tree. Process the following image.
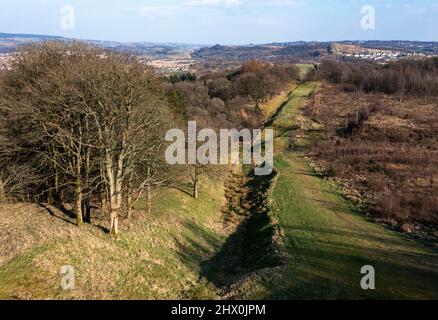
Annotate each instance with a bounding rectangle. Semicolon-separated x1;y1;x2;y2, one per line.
0;42;174;235
79;51;173;235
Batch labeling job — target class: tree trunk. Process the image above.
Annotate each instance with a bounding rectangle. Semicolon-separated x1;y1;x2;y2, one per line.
54;171;60;203
108;179;120;236
128;187;147;221
146;185;152;214
83;199;91;223
75;127;84;226
83;146;91;223
55;172;59;194
105;150;119;236
59;189;64;204
76;183;84;226
0;178;5;202
127;203;133;221
100;165;107;210
108;186;120;236
75;157;84;226
193;178;199;199
106;163;120;235
127;190;133;221
126;174;133;221
110;206;119;236
101;192;108;211
47;182;53;205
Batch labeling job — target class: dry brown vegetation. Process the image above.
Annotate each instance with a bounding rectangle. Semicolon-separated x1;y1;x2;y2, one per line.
304;84;438;230
166;60;300;129
308;58;438;99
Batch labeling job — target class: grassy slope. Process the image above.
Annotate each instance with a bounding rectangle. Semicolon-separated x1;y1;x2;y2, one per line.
259;83;297;118
257;83;438;299
0;175;227;300
1;82;437;300
297;64;315;77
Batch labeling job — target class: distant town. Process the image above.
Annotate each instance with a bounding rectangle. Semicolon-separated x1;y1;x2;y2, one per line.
331;42;433;62
342;50;429;61
1;33;438;72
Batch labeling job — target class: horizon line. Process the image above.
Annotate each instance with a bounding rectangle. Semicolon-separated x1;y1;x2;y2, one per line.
2;32;438;47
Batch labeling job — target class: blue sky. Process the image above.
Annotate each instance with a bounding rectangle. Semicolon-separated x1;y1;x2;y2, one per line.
1;0;437;44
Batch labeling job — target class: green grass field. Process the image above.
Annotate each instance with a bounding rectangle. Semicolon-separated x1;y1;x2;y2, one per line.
297;64;315;77
1;82;437;300
255;83;438;299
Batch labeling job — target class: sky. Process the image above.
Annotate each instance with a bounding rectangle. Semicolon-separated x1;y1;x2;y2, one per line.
0;0;437;44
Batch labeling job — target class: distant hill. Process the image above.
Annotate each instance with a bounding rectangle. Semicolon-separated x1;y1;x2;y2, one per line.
192;42;330;63
0;33;68;53
1;33;437;64
0;33;65;40
0;32;203;58
193;40;438;65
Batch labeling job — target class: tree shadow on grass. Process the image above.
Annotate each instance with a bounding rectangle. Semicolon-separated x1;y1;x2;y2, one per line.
38;203;110;234
39;203;76;226
200;211;287;289
173;221;223;271
264;238;438;299
199;170;290;290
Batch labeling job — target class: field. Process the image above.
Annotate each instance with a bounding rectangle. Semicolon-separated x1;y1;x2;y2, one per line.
1;82;437;300
259;83;297;118
303;85;438;228
0;175;228;299
297;64;315;77
252;83;438;299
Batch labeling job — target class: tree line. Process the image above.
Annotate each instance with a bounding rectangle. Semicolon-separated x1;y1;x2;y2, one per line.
164;60;300;200
0;43;299;236
0;42;176;235
308;58;438;100
166;60;300;128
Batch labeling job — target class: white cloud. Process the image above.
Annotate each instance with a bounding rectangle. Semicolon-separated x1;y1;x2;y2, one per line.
126;0;241;18
242;0;308;7
126;0;307;19
188;0;241;7
125;6;182;18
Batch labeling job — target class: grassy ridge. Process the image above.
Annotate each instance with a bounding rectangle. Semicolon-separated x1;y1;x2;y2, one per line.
1;81;437;300
297;64;315;77
0;175;227;299
256;83;438;299
259;83;297;118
